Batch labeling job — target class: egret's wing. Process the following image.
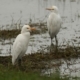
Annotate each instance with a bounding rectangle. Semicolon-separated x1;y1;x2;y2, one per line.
47;13;62;38
12;41;23;64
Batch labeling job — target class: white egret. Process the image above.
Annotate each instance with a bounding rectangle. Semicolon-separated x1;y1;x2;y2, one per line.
11;25;36;66
46;6;62;47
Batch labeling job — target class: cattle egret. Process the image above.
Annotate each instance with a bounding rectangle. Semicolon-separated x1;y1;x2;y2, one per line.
46;6;62;47
12;25;36;66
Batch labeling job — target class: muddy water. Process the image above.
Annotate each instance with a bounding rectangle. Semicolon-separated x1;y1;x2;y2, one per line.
0;0;80;78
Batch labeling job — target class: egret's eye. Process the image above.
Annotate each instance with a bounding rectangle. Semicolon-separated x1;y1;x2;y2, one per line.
27;27;29;29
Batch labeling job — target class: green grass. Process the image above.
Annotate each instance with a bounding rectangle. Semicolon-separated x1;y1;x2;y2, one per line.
0;64;70;80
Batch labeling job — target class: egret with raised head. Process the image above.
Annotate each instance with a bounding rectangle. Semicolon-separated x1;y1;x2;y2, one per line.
46;6;62;48
12;25;36;66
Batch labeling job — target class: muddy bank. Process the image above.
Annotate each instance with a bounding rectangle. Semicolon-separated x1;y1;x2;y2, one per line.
0;46;80;71
0;29;39;39
0;30;20;39
0;24;47;39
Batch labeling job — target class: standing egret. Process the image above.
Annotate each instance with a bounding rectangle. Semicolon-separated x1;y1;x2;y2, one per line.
46;6;62;48
11;25;36;66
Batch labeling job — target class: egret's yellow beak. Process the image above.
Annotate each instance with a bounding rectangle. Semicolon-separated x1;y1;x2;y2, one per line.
30;27;36;31
46;7;54;10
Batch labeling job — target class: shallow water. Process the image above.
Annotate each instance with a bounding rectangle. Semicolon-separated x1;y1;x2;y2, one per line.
0;0;80;28
41;58;80;78
0;0;80;78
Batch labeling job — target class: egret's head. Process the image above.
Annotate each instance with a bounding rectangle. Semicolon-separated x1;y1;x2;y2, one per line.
46;6;58;13
21;25;36;33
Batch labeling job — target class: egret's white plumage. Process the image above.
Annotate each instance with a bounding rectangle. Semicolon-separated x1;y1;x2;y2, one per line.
46;6;62;46
11;25;35;65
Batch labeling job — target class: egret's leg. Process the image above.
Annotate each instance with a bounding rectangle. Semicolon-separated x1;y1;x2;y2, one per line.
18;58;25;70
51;38;53;46
55;35;58;52
18;58;21;67
50;37;54;46
55;35;58;47
50;38;54;53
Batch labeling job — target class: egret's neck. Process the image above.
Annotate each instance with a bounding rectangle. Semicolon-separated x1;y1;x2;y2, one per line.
52;9;59;14
21;32;30;36
21;29;30;34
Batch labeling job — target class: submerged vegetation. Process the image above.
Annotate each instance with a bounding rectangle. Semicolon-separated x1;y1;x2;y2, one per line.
0;46;80;80
0;43;80;69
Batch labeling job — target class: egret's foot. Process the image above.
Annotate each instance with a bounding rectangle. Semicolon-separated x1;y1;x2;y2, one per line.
18;59;22;69
55;45;58;54
51;43;54;47
50;43;54;53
